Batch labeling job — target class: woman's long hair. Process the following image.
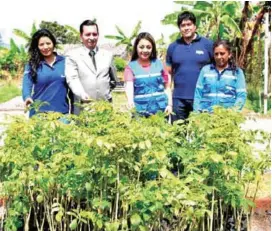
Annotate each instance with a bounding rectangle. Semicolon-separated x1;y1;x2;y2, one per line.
28;29;56;83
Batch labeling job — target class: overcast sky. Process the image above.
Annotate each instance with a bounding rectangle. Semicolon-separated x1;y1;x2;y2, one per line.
0;0;180;45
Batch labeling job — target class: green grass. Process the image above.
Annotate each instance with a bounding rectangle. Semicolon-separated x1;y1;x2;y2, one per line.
0;84;21;103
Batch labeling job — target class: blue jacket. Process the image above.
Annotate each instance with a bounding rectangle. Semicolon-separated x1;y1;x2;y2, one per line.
129;59;168;116
193;64;247;112
22;54;70;117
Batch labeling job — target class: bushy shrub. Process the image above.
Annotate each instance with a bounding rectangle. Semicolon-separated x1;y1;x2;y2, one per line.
114;56;127;72
0;40;28;79
0;104;270;230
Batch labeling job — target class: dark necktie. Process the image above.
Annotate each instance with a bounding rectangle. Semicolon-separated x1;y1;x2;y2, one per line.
89;50;97;70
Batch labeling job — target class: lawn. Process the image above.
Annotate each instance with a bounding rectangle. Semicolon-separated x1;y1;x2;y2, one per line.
0;83;21;103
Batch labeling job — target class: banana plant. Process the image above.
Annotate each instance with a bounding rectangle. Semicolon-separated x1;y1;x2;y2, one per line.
162;1;242;41
105;21;142;57
13;22;38;49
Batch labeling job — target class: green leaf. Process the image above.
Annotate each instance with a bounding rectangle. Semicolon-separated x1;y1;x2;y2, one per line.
69;219;78;230
130;213;142;226
55;211;63;222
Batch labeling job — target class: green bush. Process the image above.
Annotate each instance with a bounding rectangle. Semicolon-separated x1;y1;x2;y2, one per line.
114;56;127;72
0;39;28;79
0;104;270;230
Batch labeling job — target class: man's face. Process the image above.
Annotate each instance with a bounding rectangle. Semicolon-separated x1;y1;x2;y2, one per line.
179;19;196;39
80;25;99;49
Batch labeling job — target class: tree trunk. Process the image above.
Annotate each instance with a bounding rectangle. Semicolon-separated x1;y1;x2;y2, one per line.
238;6;267;68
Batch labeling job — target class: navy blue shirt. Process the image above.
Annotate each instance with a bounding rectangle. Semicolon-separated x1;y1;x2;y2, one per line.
166;35;213;99
22;55;69;117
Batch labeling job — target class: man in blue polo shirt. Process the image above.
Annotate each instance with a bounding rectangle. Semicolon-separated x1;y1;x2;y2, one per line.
166;11;213;122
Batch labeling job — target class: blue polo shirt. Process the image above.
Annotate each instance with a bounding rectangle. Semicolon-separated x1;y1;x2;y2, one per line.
22;54;69;117
166;35;213;99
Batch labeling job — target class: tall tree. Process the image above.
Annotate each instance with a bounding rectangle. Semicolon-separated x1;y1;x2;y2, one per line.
104;21;142;55
13;21;80;50
238;1;271;68
39;21;80;44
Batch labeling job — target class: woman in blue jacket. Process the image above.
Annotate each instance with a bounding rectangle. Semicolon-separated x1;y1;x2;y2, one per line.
193;40;247;113
22;29;70;117
124;32;172;117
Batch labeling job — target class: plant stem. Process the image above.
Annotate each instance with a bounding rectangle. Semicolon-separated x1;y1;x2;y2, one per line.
115;162;120;221
210;187;215;231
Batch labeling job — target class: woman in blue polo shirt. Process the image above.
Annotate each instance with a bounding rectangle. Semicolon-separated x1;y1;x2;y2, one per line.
22;29;70;117
193;40;247;113
124;32;172;117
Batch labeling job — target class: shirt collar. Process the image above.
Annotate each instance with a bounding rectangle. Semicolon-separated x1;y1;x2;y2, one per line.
210;63;232;71
83;45;98;54
178;33;201;44
40;52;63;65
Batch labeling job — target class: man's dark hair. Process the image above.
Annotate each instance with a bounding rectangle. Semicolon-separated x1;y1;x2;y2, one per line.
177;11;196;27
79;20;99;34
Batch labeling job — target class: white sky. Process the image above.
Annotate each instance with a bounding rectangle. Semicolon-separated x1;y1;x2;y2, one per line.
0;0;180;45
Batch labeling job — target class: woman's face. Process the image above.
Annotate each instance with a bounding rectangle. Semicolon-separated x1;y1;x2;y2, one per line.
38;36;54;57
137;38;152;61
214;45;231;70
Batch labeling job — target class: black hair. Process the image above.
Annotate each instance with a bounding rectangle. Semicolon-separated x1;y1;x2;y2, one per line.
130;32;157;61
28;29;57;83
213;39;238;74
80;20;99;35
177;11;196;27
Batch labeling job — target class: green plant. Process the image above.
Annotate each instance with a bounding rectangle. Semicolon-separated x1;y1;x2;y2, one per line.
0;39;28;79
113;57;127;72
105;21;142;56
0;104;270;230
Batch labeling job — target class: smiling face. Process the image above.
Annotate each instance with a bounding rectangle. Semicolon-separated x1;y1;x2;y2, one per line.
38;36;54;58
179;19;196;40
214;45;231;70
80;25;99;50
136;39;153;62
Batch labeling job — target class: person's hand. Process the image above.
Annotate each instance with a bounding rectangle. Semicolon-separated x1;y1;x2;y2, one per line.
165;105;172;115
25;97;33;107
80;92;92;103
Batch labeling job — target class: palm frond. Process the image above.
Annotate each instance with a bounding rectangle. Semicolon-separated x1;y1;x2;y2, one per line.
115;25;127;38
10;38;20;53
130;21;142;39
221;15;242;38
31;22;38;36
104;35;123;41
13;29;30;41
169;32;180;43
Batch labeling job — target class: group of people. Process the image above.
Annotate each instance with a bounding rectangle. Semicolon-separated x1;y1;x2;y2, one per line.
22;11;247;123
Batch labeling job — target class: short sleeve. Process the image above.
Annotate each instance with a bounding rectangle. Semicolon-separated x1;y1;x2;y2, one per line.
124;65;135;82
161;63;169;83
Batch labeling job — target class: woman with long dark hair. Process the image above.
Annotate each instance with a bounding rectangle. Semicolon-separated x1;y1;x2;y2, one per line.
22;29;70;117
193;40;247;112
